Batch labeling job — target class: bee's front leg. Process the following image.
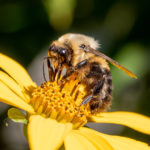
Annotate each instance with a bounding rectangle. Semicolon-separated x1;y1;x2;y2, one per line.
47;58;55;82
74;59;88;70
60;59;88;82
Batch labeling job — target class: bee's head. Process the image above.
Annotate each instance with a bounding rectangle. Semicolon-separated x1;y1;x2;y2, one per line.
48;33;99;66
57;33;100;59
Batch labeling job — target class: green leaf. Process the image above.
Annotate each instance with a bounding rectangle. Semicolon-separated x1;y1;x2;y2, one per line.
8;108;28;124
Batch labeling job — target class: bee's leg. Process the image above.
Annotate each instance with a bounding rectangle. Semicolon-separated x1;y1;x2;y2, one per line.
79;78;105;106
42;58;47;82
77;94;92;113
56;60;63;82
75;59;88;69
93;78;105;95
61;59;88;81
47;58;55;82
43;56;55;82
80;95;93;106
59;59;88;90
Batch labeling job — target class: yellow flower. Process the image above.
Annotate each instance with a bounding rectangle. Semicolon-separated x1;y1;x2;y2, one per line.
0;53;150;150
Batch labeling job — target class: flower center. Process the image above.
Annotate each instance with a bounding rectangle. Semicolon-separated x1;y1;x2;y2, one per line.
30;80;91;128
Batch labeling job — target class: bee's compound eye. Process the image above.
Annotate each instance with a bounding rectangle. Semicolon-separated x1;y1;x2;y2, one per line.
61;49;66;54
59;48;67;57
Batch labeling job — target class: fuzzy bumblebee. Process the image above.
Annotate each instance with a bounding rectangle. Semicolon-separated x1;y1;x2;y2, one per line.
45;33;137;114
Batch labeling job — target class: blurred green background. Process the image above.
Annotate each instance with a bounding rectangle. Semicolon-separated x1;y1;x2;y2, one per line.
0;0;150;149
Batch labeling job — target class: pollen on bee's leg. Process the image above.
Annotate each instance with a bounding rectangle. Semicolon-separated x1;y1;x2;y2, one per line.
30;81;91;128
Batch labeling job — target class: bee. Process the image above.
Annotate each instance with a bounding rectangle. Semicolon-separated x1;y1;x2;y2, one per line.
46;33;137;114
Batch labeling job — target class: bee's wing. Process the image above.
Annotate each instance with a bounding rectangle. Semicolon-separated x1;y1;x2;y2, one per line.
87;46;137;79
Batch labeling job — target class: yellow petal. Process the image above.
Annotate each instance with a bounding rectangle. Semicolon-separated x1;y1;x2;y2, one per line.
80;127;150;150
0;71;27;101
99;133;150;150
0;53;36;89
89;111;150;135
0;80;34;114
27;115;72;150
77;127;113;150
64;130;97;150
